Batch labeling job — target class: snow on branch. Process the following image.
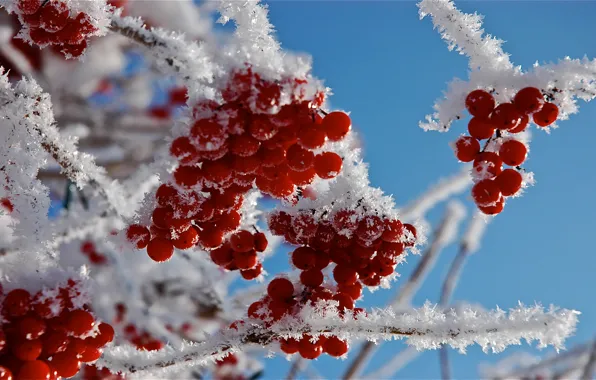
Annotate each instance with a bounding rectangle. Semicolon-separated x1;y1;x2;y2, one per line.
97;302;578;378
418;0;596;132
418;0;517;73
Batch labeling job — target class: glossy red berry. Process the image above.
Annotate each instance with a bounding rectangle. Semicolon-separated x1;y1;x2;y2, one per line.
66;310;95;337
233;250;258;270
403;224;417;246
453;136;480;162
333;292;355;310
13;339;42;360
18;0;41;14
298;125;326;149
126;224;151;249
240;263;263;280
41;330;69;355
473;152;503;179
93;323;115;347
533;102;559;127
210;244;234;267
190;119;226;150
147;238;174;262
52;351;81;378
300;269;324;288
267;278;294;300
471;179;501;207
495;169;523;196
499;139;527;166
170;137;199;164
230;230;255;252
17;316;46;340
279;338;300;354
513;87;544;114
172;227;199;250
490;103;522;131
478;196;505;215
313;152;342;179
338;282;362;300
174;165;202;188
465;90;495;118
381;219;403;242
197;227;224;250
323;336;349;357
292;247;316;270
508;114;529;133
286;144;314;172
254;232;268;252
468;117;495;140
39;1;69;32
322;111;351;141
17;360;49;380
356;215;384;242
0;366;11;380
3;289;31;317
298;336;323;359
230;134;261;157
333;265;358;285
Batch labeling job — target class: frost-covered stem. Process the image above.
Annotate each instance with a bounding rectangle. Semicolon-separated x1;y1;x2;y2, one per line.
285;357;305;380
439;346;451;380
580;340;596;380
343;203;465;379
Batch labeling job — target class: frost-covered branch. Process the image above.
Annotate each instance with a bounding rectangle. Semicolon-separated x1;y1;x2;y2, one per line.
97;302;578;378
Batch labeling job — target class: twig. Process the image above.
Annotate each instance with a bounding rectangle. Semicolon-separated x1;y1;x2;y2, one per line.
285;357;305;380
580;339;596;380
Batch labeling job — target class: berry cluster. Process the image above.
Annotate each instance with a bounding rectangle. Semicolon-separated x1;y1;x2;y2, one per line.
80;241;107;265
15;0;99;58
0;281;114;379
269;209;416;288
453;87;559;215
111;303;163;352
126;67;351;272
82;364;124;380
240;277;357;360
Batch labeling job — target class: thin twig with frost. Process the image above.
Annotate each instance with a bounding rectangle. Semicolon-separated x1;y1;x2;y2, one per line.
97;302;578;378
342;202;466;379
580;340;596;380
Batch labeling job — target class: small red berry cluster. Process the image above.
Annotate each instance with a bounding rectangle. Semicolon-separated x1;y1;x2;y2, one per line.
125;67;350;271
453;87;559;215
14;0;100;58
209;229;268;279
0;281;114;380
269;209;416;288
111;303;163;353
80;241;107;265
237;277;358;360
82;364;124;380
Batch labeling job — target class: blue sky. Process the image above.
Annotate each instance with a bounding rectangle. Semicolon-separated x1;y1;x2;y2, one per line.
243;1;596;379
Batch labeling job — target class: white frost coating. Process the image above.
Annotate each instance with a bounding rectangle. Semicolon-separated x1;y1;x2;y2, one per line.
418;0;596;132
461;211;489;254
399;168;472;222
436;200;466;247
96;302;578;378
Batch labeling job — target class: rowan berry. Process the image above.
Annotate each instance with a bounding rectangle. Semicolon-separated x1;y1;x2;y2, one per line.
513;87;544;114
298;125;326;149
146;238;174;262
473;152;503;179
468;117;495;140
508;114;529;133
172;227;199;249
17;360;49;380
323;336;349;357
478;196;505;215
126;225;150;249
322;111;351;141
286;144;314;172
254;232;268;252
267;278;294;300
499;139;527;166
66;310;95;337
333;265;358;285
533;102;559;127
453;136;480;162
298;336;323;359
313;152;342;179
490;103;522;131
241;263;263;280
465;90;495;118
233;250;258;270
280;338;300;354
3;289;31;317
495;169;523;196
471;179;501;207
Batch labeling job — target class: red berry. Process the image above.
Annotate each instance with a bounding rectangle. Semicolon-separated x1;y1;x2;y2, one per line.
333;292;355;310
174;165;202;188
80;347;102;362
298;125;326;149
172;227;198;250
333;265;358;285
490;103;522;131
268;211;291;236
3;289;31;317
66;309;95;337
210;244;234;267
468;117;495;140
280;338;300;354
39;1;69;32
168;87;188;105
513;87;544;114
17;360;49;380
533;102;559;127
403;224;417;246
259;146;285;167
126;225;151;249
230;230;255;252
13;339;42;361
288;167;316;186
267;278;294;300
233;250;258;270
147;238;174;262
471;179;501;207
465;90;495;118
499;139;527;166
381;219;403;242
286;144;314;172
338;282;362;300
313;152;342;179
89;323;114;347
292;212;318;239
323;336;349;357
190;119;226;151
18;0;41;14
230;134;261;157
197;227;224;250
17;316;46;340
453;136;480;162
248;301;266;319
473;152;503;179
356;215;384;242
332;209;359;236
41;330;69;356
495;169;523;196
299;336;323;359
170;137;199;164
322;112;351;141
249;116;277;141
0;366;11;380
254;232;268;252
59;40;88;58
51;351;81;378
478;196;505;215
292;247;316;270
508;114;529;133
240;263;263;280
300;269;324;288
